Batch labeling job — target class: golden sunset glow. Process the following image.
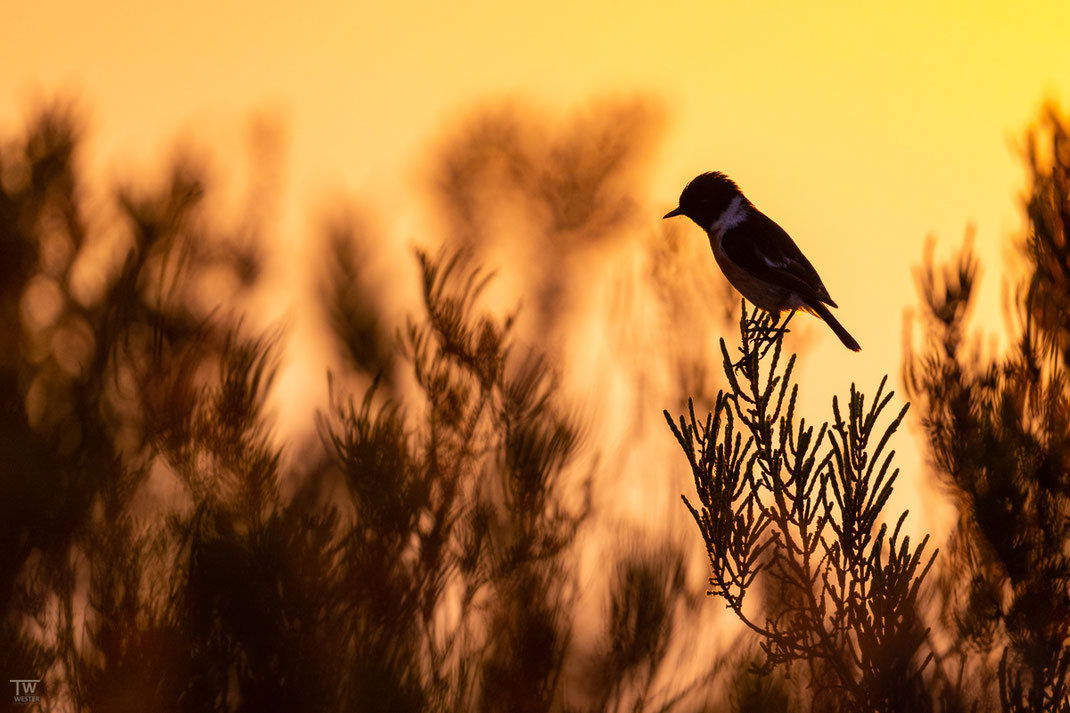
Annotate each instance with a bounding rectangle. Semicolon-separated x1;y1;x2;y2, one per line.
6;2;1070;708
7;0;1069;375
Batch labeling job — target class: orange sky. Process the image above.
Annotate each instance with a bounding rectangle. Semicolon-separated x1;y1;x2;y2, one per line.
6;0;1070;532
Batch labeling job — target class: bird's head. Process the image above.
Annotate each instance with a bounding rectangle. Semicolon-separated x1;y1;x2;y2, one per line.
663;171;746;229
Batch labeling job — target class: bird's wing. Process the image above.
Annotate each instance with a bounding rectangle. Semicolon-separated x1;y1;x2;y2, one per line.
720;211;836;306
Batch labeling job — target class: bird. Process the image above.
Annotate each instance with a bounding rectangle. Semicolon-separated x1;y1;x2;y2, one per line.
663;171;860;351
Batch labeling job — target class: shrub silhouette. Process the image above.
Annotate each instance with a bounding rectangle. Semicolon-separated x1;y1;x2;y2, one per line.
19;94;1069;713
665;104;1070;713
667;307;938;713
905;106;1070;713
0;100;732;712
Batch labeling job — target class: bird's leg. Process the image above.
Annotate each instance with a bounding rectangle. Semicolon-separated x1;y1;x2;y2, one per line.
734;309;772;370
742;310;789;343
756;309;796;360
742;311;774;342
734;306;794;370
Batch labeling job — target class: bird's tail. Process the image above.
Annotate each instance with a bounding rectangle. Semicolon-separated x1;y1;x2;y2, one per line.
808;301;861;352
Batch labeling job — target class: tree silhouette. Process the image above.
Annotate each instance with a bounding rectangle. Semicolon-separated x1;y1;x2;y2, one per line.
24;91;1060;713
905;106;1070;713
0;99;738;712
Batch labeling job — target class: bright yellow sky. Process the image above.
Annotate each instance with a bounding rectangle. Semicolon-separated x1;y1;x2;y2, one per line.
6;0;1070;530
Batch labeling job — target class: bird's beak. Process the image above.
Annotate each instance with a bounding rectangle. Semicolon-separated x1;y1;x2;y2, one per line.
663;207;683;219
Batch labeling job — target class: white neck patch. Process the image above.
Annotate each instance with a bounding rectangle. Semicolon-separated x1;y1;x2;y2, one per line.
709;194;747;235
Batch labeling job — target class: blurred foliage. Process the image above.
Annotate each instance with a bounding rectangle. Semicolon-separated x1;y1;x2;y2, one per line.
428;100;657;335
425;99;734;416
17;94;1068;713
905;105;1070;713
0;99;754;712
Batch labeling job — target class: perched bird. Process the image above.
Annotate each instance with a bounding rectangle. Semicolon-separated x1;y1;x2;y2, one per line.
663;171;860;351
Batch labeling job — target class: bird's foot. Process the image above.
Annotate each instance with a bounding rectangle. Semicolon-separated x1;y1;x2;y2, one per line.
739;310;797;364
